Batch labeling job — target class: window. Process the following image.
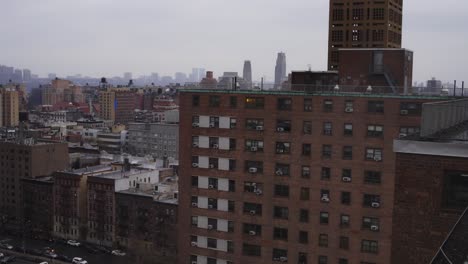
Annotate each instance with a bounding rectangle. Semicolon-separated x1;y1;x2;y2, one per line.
245;160;263;173
352;8;364;20
339;236;349;250
372;29;384;41
209;116;219;128
209;158;218;169
207;258;216;264
272;249;287;261
302;144;311;156
302;166;311;178
321;167;331;180
278;98;292;110
243;203;262;215
344;123;353;136
344;100;354;112
243;223;262;236
245;139;264;152
332;8;344;21
331;30;344;42
400;102;422;115
365;148;382;161
300;187;310;200
273;227;288;241
191;176;198;187
318;256;328;264
299;231;308;244
244;182;263;194
340;214;350;227
243;243;261;256
443;171;468;209
246;118;264;130
368;101;384;113
191;216;198;226
364;171;381;184
341;191;351;205
207;238;217;249
298;253;308;264
192;116;199;126
299;209;309;223
318;234;328;247
209;137;219;149
207;218;218;230
303;121;312;134
209;95;220;107
192;95;200;106
304;98;313;111
339;259;348;264
230;96;237;108
362;217;380;230
323;122;332;135
342;146;353;160
363;194;381;207
367;125;384;137
323;99;333;112
275;163;290;176
208;178;218;189
245;97;265;109
342;169;352;182
274;185;290;198
399;127;420;137
273;206;289;219
373;8;385;20
276;120;291;133
361;240;378;254
208;198;217;210
276;142;291;154
322;145;332;159
320;212;329;224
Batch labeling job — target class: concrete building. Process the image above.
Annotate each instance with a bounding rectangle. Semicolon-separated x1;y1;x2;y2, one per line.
99;88;136;125
274;52;287;89
97;130;127;154
177;89;452;264
392;99;468;264
328;0;403;70
127;123;179;159
0;140;69;225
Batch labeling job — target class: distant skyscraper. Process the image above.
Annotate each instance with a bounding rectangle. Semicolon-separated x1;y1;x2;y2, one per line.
274;52;287;89
243;60;252;89
175;72;188;84
123;72;132;82
23;69;31;82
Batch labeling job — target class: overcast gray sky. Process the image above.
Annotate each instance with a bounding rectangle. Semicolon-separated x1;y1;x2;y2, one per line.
1;0;467;83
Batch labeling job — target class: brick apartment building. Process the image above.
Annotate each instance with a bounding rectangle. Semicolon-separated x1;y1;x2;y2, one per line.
177;90;451;264
328;0;403;70
392;99;468;263
99;87;136;125
22;176;54;239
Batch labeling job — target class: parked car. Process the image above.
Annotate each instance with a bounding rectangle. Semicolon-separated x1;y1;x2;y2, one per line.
43;251;58;258
72;257;88;264
0;255;15;263
39;262;49;264
67;240;81;247
0;254;3;258
0;244;12;250
111;249;126;256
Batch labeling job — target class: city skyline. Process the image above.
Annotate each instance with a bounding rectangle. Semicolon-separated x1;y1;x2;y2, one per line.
0;0;467;83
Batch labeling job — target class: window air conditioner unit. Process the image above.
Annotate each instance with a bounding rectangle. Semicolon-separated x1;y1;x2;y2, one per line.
254;189;263;195
192;123;199;128
192;163;198;168
345;107;354;113
249;167;258;173
370;225;379;231
208;204;213;209
209;122;215;128
212;144;219;149
275;170;284;176
256;125;264;131
277;127;285;132
280;257;288;262
250;146;258;152
249;210;256;215
191;202;198;207
371;202;380;208
192;143;199;148
374;156;382;161
249;231;256;236
321;196;330;202
342;176;352;182
399;133;407;138
208;185;215;189
400;110;408;115
209;164;215;169
190;241;197;247
207;225;213;230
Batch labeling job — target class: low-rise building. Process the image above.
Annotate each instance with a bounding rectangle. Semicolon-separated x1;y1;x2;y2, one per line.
127;123;179;159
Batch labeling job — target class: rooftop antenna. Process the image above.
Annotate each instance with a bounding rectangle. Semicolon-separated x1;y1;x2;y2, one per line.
307;64;312;71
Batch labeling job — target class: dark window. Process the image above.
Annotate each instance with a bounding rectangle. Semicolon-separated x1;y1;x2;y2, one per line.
272;248;288;261
208;218;218;230
273;206;289;220
209;95;220;107
321;167;331;180
339;259;348;264
207;238;217;248
368;101;384;113
274;185;290;198
341;191;351;205
209;116;219;128
243;243;261;256
298;253;308;264
243;223;262;236
245;139;264;152
245;160;263;174
344;123;353;136
320;212;329;224
363;194;381;208
243;203;262;215
339;236;349;250
191;176;198;187
299;209;309;223
191;216;198;226
318;234;328;247
207;258;216;264
322;145;332;159
304;98;313;111
230;96;237;108
208;158;218;169
302;144;312;156
276;142;291;154
300;187;310;200
245;97;265;109
361;240;378;254
276;120;291;133
208;178;218;189
400;102;422;115
373;8;385;20
323;99;333;112
278;98;292;110
192;95;200;106
273;227;288;241
244;182;263;194
299;231;308;244
364;171;381;184
321;189;330;203
342;169;352;182
275;163;290;176
318;256;328;264
344;100;354;112
343;146;353;160
245;118;264;130
340;214;350;227
302;166;311;178
443;171;468;209
323;122;332;135
367;125;384;137
362;217;380;230
208;198;217;210
229;180;235;192
303;121;312;134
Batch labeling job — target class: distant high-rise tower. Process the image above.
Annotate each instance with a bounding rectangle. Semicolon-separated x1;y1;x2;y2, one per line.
328;0;403;70
243;60;252;89
274;52;287;89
